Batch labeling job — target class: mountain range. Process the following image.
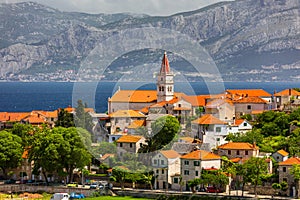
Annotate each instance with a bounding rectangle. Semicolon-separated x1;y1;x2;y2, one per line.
0;0;299;82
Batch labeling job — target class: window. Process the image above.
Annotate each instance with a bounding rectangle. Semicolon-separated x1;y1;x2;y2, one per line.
112;137;115;141
154;160;157;165
243;123;247;126
283;167;286;172
194;161;200;166
247;105;252;110
216;127;221;132
115;118;119;123
119;143;123;147
162;169;164;174
245;151;248;155
237;150;240;155
174;178;178;184
195;171;199;176
184;170;189;175
161;160;165;165
130;143;133;148
216;138;220;142
156;169;159;174
228;150;231;155
184;160;189;165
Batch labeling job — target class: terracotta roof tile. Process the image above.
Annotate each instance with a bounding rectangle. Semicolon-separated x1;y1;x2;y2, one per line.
226;89;272;97
22;150;28;159
234;119;247;126
179;137;194;143
251;110;265;114
206;98;233;108
277;149;289;157
109;110;145;118
181;150;220;160
100;153;115;161
116;135;144;143
182;95;210;107
23;115;46;124
279;157;300;165
161;150;180;159
232;96;267;104
109;90;157;103
127;120;145;129
192;114;227;125
217;142;259;150
274;89;300;96
173;107;191;111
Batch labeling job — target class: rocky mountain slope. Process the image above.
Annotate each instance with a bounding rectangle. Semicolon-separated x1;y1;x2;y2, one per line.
0;0;299;81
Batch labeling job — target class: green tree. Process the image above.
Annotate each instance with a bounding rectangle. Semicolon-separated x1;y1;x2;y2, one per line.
110;166;130;190
291;164;300;198
55;109;74;128
139;115;180;153
93;141;117;157
74;100;94;133
29;127;92;183
244;157;268;197
287;128;300;156
58;127;92;182
0;131;23;178
11;123;34;147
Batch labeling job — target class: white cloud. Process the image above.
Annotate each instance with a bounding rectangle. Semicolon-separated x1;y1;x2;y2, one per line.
0;0;228;16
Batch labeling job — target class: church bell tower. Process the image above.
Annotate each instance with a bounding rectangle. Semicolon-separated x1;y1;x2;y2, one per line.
157;52;174;102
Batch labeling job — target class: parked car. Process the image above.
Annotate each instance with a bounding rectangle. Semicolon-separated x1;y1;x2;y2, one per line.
67;182;78;188
206;186;221;193
4;179;16;184
69;192;85;199
89;182;99;189
198;187;206;192
51;193;70;200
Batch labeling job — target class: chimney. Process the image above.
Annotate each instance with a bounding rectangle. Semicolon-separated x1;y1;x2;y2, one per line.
289;88;292;96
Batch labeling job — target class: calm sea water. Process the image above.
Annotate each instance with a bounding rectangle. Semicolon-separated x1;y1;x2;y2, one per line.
0;81;299;113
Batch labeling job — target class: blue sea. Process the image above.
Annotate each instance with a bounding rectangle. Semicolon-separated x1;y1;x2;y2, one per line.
0;81;299;113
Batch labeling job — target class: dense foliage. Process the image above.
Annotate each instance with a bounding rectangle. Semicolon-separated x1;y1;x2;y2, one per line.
227;108;300;154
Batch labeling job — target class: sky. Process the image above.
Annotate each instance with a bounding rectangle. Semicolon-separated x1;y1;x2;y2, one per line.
0;0;228;16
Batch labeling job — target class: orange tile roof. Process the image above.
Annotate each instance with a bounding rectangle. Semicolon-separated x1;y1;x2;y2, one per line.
234;119;246;126
277;149;289;157
230;157;249;164
140;106;149;114
217;142;259;150
226;89;272;97
232;96;267;104
0;112;30;122
206;99;233;108
180;137;195;143
274;89;300;96
150;101;168;108
181;150;220;160
192;114;227;125
183;95;210;107
100;153;115;161
109;110;145;118
23;115;46;124
64;107;94;113
279;157;300;166
109;90;157;103
116;135;144;143
22;150;29;159
127;120;145;129
173;107;191;111
161;150;180;159
251;110;265;114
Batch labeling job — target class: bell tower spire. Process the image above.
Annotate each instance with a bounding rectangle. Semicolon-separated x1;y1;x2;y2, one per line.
157;52;174;102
